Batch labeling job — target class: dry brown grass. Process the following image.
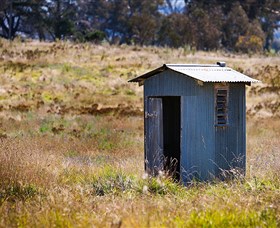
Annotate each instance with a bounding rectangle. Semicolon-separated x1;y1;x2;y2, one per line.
0;39;279;227
0;117;279;227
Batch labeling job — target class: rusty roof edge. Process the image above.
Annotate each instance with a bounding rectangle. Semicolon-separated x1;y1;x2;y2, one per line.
128;64;167;83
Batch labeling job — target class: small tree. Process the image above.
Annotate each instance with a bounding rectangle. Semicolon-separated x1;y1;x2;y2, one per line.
158;13;193;48
188;6;222;50
235;20;265;53
43;0;76;41
222;2;250;50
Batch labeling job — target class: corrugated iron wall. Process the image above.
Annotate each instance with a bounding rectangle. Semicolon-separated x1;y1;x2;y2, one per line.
214;83;246;178
181;84;215;182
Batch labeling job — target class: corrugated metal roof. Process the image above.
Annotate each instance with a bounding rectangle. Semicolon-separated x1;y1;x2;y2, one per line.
129;63;260;84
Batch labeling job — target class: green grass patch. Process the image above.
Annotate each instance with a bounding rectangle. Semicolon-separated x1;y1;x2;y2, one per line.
0;184;39;203
180;208;278;227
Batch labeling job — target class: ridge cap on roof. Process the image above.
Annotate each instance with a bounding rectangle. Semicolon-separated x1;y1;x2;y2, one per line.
165;63;220;67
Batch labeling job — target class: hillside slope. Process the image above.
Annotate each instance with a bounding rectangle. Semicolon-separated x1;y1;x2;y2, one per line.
0;40;279;227
0;40;279;118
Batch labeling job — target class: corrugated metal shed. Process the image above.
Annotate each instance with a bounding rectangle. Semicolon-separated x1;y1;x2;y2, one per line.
130;62;259;183
129;63;260;85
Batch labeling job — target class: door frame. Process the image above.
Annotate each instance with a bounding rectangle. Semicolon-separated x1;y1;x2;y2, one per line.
144;96;182;180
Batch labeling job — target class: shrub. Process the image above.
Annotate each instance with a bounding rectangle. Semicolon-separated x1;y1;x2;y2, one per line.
85;30;106;43
0;184;38;202
236;35;264;53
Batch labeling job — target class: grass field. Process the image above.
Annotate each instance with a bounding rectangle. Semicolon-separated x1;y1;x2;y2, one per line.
0;39;279;227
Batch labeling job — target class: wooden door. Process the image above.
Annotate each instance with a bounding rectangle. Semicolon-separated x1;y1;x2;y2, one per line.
145;97;164;175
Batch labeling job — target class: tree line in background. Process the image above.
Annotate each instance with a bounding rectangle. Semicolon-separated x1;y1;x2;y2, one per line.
0;0;279;53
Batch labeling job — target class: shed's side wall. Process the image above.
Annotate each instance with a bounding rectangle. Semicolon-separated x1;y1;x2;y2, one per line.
215;83;246;177
144;70;215;182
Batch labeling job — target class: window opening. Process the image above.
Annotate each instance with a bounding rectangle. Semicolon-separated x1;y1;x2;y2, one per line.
215;87;228;126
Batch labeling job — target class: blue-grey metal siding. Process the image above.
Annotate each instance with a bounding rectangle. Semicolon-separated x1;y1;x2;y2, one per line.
215;84;246;177
144;70;246;182
181;85;215;182
144;70;198;97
